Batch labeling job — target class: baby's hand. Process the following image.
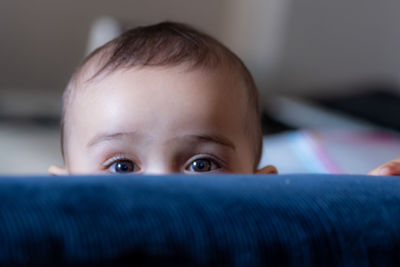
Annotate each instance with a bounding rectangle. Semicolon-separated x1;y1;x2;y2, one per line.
368;158;400;176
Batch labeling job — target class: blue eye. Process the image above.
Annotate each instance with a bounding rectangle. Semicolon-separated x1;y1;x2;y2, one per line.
109;160;135;174
188;158;220;173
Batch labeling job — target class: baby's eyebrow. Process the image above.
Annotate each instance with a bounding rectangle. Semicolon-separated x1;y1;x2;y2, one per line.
86;132;236;150
185;134;236;151
87;131;144;147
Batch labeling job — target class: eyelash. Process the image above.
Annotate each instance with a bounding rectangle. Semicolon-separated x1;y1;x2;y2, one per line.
103;154;138;172
185;154;225;172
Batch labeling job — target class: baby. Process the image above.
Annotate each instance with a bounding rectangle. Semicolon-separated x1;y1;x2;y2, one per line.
48;21;399;176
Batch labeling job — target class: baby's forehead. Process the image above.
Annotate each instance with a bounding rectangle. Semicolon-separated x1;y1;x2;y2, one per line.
65;64;252;144
64;64;254;150
67;64;252;142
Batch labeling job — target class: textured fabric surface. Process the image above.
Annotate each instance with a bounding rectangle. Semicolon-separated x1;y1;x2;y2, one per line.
0;174;399;266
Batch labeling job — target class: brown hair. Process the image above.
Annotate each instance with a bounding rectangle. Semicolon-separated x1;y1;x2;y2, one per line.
62;21;262;169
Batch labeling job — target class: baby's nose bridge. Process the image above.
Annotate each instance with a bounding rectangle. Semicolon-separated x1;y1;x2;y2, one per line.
145;167;175;175
141;141;183;174
143;151;178;175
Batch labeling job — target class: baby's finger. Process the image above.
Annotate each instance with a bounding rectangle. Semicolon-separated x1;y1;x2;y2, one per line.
368;158;400;176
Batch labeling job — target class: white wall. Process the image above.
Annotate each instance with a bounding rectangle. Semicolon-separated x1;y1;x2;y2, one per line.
278;0;400;95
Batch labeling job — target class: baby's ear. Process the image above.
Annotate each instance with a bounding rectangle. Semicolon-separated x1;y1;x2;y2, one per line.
48;165;68;176
256;165;278;174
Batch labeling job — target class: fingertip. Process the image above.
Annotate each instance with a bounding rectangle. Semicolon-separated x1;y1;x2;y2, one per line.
48;165;68;176
378;167;391;176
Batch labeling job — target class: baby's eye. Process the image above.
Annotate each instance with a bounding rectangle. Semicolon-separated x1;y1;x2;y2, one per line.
108;159;137;174
187;158;220;173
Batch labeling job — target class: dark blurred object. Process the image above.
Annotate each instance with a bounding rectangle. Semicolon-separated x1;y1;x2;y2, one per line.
261;111;296;135
0;116;59;127
315;88;400;131
0;88;61;126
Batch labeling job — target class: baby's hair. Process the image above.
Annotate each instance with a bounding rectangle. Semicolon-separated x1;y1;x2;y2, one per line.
62;21;262;169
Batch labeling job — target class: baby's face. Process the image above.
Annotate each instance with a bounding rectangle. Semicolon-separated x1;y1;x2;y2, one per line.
53;66;262;175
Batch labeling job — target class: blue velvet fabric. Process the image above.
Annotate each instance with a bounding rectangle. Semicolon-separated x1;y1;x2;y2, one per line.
0;174;399;266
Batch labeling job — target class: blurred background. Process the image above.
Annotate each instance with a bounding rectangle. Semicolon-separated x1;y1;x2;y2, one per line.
1;0;399;174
